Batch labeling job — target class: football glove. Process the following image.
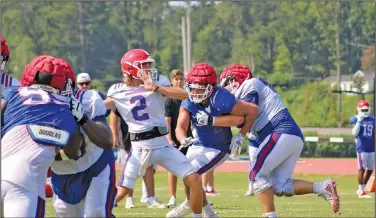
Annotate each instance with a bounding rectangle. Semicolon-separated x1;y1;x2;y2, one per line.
69;97;88;125
179;137;198;150
230;133;245;155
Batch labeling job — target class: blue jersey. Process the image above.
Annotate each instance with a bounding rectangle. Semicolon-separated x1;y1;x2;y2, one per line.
350;115;375;152
2;86;77;146
181;87;236;152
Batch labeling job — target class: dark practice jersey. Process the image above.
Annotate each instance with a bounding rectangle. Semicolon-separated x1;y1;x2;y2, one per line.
181;87;236;153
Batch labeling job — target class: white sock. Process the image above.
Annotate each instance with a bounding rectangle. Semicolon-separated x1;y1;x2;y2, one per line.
203;203;215;215
206;186;213;192
313;182;323;194
202;186;207;191
248;181;253;191
142;179;148;197
147;196;156;202
362;184;366;190
264;211;277;218
127;197;133;201
192;213;202;218
359;184;364;191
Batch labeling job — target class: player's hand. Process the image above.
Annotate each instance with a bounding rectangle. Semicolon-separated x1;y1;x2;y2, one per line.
248;132;257;141
69;97;88;125
196;110;215;126
139;69;158;92
358;114;365;122
178;137;197;150
230;133;245;155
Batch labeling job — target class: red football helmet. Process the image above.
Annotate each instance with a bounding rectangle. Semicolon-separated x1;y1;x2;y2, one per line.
120;49;158;80
357;100;371;117
220;64;252;94
186;62;217;103
56;58;76;96
21;55;74;96
1;35;10;71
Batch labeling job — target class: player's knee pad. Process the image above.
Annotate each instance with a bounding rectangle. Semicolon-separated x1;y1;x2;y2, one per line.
252;175;272;194
273;179;295;197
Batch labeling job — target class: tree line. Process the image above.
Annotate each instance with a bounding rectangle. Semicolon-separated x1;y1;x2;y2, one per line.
2;1;375;127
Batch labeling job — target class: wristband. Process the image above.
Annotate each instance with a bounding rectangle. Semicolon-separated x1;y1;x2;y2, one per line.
208;116;216;126
152;86;159;92
78;114;89;126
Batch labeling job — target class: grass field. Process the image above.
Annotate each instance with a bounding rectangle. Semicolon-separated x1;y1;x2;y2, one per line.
45;171;375;217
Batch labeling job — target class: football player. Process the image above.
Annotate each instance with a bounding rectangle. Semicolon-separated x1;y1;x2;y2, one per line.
1;55;82;217
212;64;340;217
350;100;375;198
105;49;204;217
167;62;259;218
50;59;116;217
109;82;164;209
1;35;20;93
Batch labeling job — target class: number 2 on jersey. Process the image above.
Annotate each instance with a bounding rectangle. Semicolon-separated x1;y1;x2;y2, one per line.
130;95;150;121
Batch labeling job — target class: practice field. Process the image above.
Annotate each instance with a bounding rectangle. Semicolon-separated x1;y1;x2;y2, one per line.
44;171;375;217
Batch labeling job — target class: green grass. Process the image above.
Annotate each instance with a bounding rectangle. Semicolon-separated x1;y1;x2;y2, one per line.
45;171;375;217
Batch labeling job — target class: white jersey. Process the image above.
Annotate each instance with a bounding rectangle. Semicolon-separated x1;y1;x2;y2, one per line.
1;72;20;96
51;89;108;175
107;75;171;149
234;78;286;134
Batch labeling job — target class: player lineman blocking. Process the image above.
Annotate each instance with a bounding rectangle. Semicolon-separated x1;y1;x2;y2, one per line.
199;64;340;218
1;55;82;217
166;62;259;217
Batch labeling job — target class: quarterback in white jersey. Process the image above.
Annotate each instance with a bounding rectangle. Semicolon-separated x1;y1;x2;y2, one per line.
105;49;204;217
51;89;116;218
212;64;340;217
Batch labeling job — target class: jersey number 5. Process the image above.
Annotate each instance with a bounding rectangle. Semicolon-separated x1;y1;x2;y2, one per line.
130;95;149;121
